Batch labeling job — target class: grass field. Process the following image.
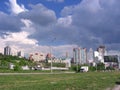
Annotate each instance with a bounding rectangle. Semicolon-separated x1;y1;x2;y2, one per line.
0;72;120;90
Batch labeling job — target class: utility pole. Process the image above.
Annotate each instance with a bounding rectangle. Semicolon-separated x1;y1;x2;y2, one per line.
77;61;79;72
76;47;79;72
50;46;53;73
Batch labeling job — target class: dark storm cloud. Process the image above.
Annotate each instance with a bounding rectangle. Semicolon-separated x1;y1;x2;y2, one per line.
0;12;24;32
19;4;57;26
59;0;120;49
2;0;120;50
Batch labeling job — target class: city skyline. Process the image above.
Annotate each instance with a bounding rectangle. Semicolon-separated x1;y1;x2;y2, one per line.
0;0;120;57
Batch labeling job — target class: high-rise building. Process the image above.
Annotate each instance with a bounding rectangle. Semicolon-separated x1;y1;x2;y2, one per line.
81;48;87;64
97;45;105;63
73;48;79;64
4;46;11;55
73;47;87;64
98;46;105;55
17;51;24;58
87;48;94;63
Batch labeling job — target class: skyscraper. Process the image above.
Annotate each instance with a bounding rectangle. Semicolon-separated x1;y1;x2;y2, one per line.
97;45;105;63
73;47;87;64
81;48;87;64
73;48;79;64
17;51;24;58
87;48;94;63
4;46;11;55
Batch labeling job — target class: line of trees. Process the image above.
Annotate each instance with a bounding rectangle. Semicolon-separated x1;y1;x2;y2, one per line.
0;54;34;71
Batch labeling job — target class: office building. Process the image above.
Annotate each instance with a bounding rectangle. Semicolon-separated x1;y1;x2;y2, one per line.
104;50;120;69
73;47;87;64
81;48;87;64
87;48;94;63
17;51;24;58
4;46;11;55
97;45;105;63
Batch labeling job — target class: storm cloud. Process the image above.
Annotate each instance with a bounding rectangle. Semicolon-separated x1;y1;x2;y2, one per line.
19;4;57;26
0;12;24;32
0;0;120;56
18;0;120;50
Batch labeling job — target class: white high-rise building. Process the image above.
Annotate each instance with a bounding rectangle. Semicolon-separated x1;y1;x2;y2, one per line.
17;51;24;58
87;48;94;63
97;46;105;63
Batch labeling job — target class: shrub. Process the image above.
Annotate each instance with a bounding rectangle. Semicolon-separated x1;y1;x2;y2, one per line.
89;66;96;71
97;63;105;70
14;65;22;71
106;67;115;70
70;64;81;72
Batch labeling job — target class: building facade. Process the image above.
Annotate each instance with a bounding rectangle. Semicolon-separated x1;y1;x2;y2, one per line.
73;47;87;64
87;48;94;63
4;46;11;55
97;45;105;63
17;51;24;58
29;52;46;62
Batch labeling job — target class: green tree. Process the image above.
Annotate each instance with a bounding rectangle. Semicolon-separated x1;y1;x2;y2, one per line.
89;66;96;71
0;60;9;68
70;64;81;72
97;63;105;70
19;60;28;66
14;64;22;71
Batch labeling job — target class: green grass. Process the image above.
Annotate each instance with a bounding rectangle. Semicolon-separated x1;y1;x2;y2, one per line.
0;69;51;73
0;72;119;90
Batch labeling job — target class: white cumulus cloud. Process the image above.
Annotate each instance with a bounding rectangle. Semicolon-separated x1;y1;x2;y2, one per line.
3;31;38;45
8;0;27;14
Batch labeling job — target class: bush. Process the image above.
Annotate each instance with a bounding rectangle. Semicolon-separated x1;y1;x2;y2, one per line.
106;67;115;70
52;63;66;67
14;65;22;71
0;60;9;69
19;60;28;66
97;63;105;70
89;66;96;71
70;64;81;72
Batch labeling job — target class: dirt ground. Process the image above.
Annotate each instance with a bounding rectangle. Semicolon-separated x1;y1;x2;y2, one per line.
106;85;120;90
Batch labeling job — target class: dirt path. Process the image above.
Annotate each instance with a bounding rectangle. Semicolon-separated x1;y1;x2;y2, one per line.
106;85;120;90
112;85;120;90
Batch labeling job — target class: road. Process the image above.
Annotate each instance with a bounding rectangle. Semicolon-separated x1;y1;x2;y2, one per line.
0;72;75;75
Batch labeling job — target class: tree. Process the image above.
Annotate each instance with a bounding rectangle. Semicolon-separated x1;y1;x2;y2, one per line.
97;63;105;70
89;66;96;71
14;64;22;71
0;60;9;69
19;60;28;66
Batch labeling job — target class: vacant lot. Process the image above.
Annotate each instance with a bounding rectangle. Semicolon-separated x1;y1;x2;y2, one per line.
0;72;119;90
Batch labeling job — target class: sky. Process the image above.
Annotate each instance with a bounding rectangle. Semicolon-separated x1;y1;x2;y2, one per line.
0;0;120;57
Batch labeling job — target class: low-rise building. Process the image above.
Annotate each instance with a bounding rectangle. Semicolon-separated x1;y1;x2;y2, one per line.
29;52;46;62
